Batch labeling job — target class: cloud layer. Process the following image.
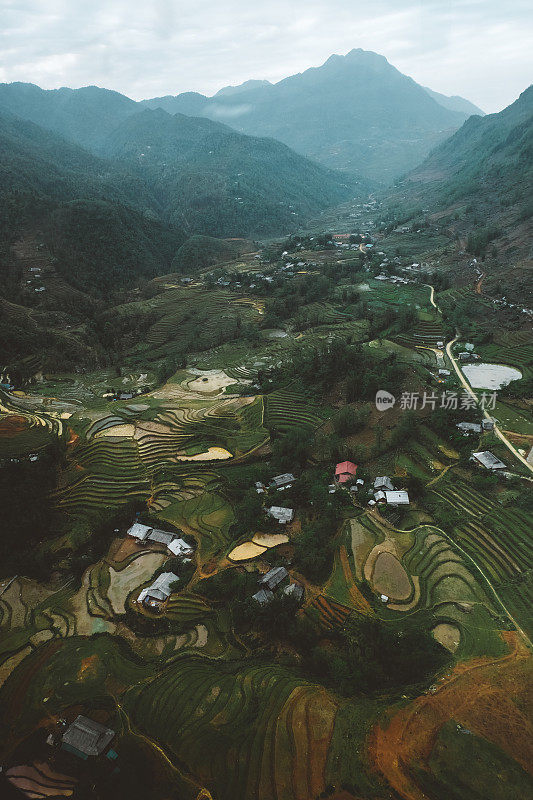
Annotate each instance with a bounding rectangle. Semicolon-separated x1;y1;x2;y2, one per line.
1;0;531;111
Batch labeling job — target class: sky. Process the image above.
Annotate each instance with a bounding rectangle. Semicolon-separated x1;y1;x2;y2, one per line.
1;0;531;112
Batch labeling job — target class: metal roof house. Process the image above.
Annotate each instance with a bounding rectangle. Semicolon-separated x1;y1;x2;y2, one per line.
252;588;274;605
335;461;358;484
374;476;394;491
457;422;482;434
259;566;289;591
482;418;495;431
61;715;115;760
385;490;410;506
283;582;304;603
267;506;294;524
269;473;295;490
137;572;179;610
127;523;193;557
472;451;506;470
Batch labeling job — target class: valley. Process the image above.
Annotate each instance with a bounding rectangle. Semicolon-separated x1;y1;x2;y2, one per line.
0;48;532;800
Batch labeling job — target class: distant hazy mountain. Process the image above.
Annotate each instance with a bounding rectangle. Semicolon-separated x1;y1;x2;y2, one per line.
142;49;476;182
214;79;272;98
0;82;138;150
423;86;484;117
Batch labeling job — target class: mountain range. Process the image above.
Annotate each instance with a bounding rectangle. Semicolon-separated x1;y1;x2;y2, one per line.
141;48;484;182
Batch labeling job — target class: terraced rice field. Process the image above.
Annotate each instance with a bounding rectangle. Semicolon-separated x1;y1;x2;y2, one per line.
479;342;533;381
264;389;326;434
145;287;261;354
394;319;446;350
165;592;213;627
123;659;339;800
366;281;434;310
431;480;533;638
345;514;504;658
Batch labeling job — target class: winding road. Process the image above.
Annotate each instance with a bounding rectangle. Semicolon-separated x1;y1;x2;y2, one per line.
424;282;533;475
445;336;533;475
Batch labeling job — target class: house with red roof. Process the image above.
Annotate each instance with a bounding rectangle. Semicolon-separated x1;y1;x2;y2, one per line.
334;461;358;485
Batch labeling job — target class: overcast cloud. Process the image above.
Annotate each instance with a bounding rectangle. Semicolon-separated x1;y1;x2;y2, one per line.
1;0;531;112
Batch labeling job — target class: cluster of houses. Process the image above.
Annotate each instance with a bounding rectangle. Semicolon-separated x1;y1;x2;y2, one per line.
458;343;480;363
125;522;194;611
332;462;410;508
252;566;304;606
256;473;296;526
127;522;194;558
369;477;410;507
103;386;151;401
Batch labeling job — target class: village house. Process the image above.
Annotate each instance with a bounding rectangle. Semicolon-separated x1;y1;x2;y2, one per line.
283;582;304;602
457;422;482;434
374;476;394;492
334;461;358;485
61;716;115;760
269;473;295;491
137;572;179;611
127;522;194;558
384;490;410;507
458;352;471;362
482;418;495;431
259;566;289;591
252;588;274;605
471;451;506;471
267;506;294;524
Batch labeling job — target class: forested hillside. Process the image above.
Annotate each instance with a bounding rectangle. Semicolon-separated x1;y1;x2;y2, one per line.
0;84;358;238
387;85;533;231
100;108;356;236
0;109;183;296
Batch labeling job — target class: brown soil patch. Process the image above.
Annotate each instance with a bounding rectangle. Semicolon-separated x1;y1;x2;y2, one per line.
272;685;338;800
432;623;461;653
369;633;533;800
371;552;412;601
108;536;146;563
0;415;28;436
6;762;76;797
